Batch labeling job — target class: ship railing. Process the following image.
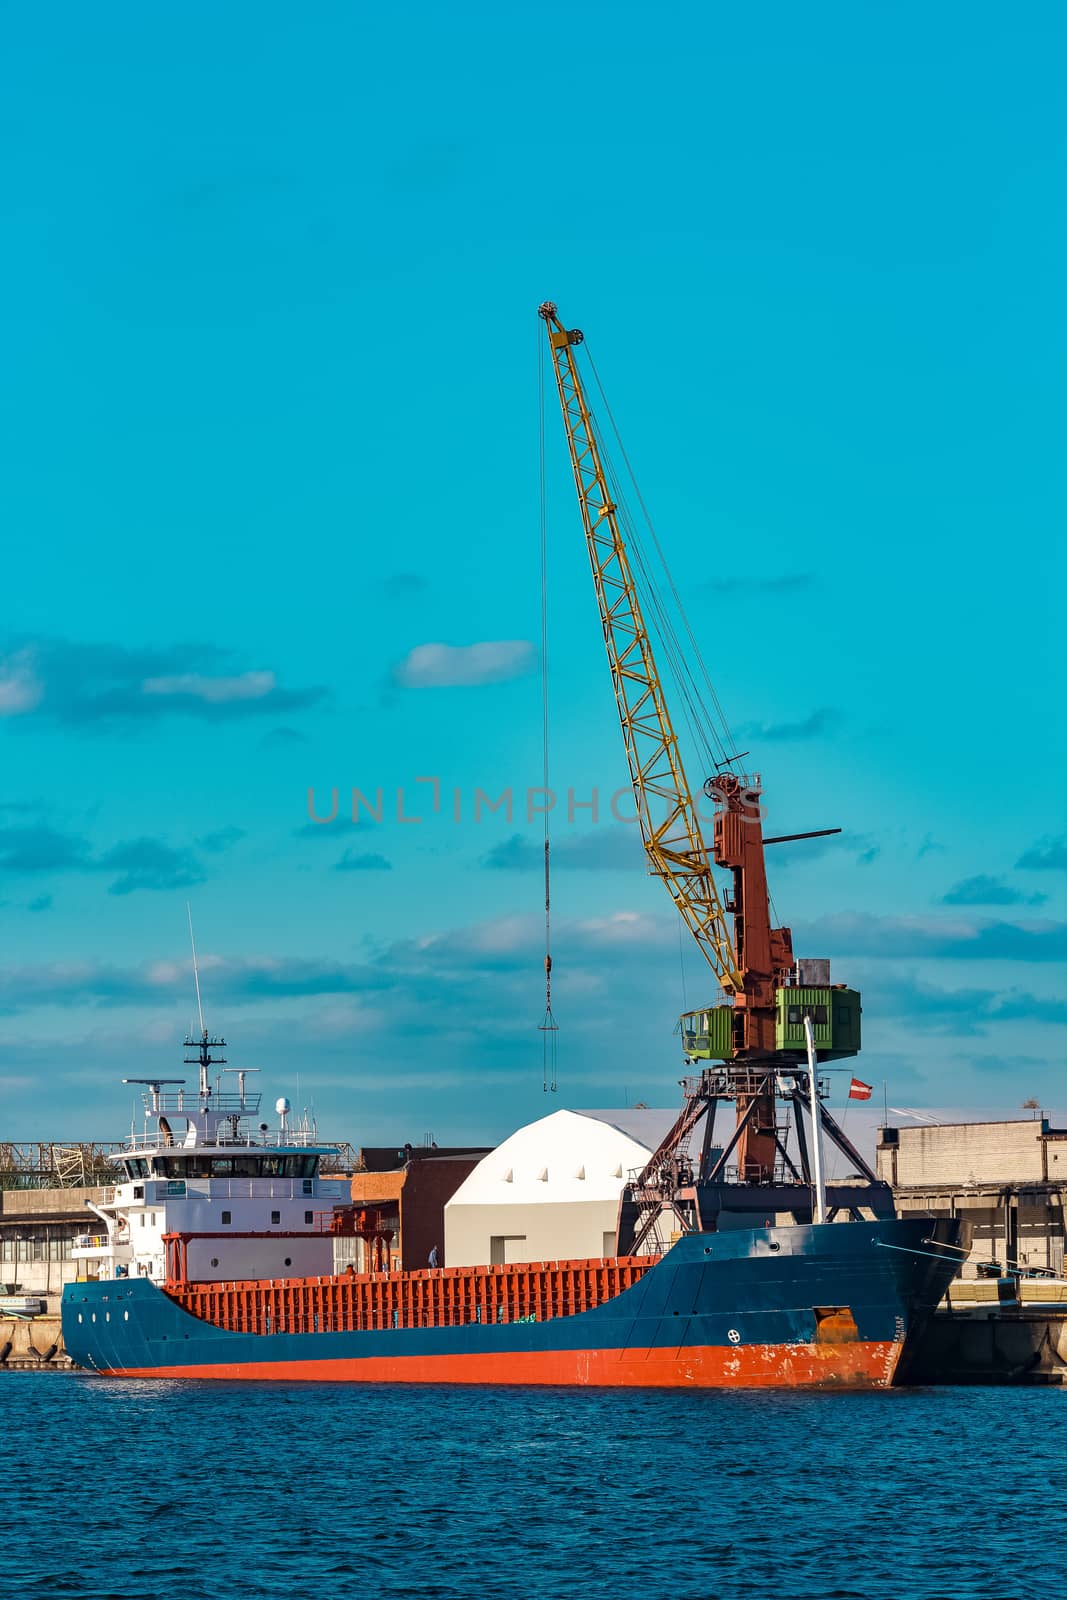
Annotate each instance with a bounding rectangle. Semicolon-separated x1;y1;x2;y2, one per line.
145;1091;263;1116
117;1130;339;1152
181;1179;333;1201
73;1234;110;1250
719;1163;798;1186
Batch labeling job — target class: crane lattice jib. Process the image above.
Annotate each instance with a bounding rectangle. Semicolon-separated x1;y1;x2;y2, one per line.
539;303;742;993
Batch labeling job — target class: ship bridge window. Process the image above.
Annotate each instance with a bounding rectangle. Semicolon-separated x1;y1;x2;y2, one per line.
154;1156;214;1178
148;1152;321;1180
154;1155;248;1179
212;1155;297;1178
256;1155;318;1179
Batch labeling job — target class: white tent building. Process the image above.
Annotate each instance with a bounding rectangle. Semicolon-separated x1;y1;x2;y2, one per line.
443;1107;676;1267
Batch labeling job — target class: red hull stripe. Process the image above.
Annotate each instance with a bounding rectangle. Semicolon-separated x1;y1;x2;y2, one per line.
105;1338;901;1388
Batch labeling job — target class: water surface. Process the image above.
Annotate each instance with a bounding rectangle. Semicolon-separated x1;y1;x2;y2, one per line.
3;1375;1061;1599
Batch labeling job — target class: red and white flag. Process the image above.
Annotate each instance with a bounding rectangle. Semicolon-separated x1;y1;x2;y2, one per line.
849;1077;873;1101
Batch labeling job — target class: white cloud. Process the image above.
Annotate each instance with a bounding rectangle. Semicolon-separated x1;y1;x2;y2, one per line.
308;1000;385;1037
145;961;184;987
142;670;276;703
393;640;535;689
0;650;43;716
0;637;325;723
574;910;669;948
794;911;1066;962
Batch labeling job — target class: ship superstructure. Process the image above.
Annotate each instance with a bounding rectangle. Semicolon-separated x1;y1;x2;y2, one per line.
73;1029;350;1288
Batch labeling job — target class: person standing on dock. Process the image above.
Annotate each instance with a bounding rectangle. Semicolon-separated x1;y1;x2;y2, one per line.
428;1244;440;1269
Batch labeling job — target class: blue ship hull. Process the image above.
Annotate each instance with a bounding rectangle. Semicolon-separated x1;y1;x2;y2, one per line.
62;1217;960;1387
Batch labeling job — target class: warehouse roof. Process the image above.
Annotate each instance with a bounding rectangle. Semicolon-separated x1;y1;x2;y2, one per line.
445;1107;676;1209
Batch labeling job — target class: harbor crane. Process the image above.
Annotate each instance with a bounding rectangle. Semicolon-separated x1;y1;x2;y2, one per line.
538;302;886;1246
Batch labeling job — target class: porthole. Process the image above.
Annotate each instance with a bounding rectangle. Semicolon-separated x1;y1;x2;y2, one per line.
284;1257;292;1267
703;1246;713;1256
210;1257;219;1268
769;1242;781;1252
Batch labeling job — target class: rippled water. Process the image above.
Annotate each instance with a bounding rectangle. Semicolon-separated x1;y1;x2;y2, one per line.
3;1374;1062;1599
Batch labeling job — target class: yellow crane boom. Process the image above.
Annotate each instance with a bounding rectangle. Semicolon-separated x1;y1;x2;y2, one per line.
539;302;742;994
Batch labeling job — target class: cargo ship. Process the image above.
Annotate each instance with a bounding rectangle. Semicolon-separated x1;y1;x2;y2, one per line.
62;1031;961;1386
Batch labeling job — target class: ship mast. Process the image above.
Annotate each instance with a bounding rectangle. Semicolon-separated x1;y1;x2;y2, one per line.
185;905;226;1104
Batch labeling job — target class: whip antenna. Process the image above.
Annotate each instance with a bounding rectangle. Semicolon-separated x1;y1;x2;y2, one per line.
187;901;205;1036
536;318;558;1092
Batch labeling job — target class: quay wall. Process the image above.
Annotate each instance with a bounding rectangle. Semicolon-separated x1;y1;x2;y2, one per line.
0;1315;73;1370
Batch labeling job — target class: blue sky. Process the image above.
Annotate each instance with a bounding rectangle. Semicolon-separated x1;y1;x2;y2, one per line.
1;2;1064;1145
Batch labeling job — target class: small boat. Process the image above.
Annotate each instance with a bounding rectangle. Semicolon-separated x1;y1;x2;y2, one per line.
0;1296;47;1320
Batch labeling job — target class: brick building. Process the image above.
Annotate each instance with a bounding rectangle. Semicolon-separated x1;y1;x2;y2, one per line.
339;1144;491;1272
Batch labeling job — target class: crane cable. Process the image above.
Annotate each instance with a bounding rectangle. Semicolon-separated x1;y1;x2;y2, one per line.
594;420;723;776
585;342;735;760
586;355;733;770
537;328;558;1093
580;342;746;992
584;344;742;769
585;345;790;962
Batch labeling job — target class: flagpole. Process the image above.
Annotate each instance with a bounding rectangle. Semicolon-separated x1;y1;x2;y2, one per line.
882;1079;888;1129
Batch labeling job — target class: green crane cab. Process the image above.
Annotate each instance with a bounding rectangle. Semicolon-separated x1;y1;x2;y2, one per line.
680;986;862;1063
